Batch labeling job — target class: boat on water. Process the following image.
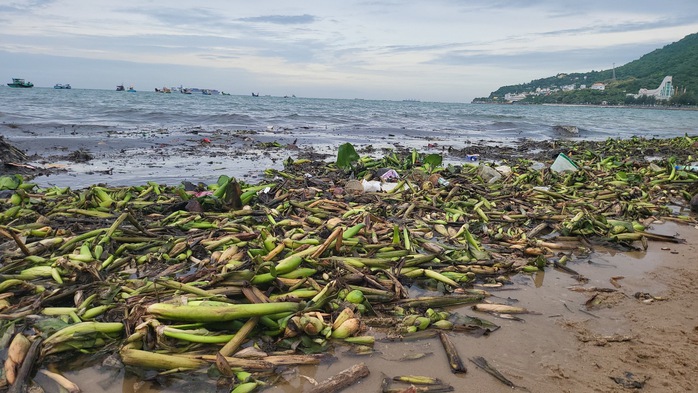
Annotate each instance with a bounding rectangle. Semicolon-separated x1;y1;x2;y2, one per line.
155;87;172;93
54;83;71;89
7;78;34;88
252;92;259;97
127;86;136;93
116;84;125;91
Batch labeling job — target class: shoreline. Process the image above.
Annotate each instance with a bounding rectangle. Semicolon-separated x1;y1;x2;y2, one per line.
472;101;698;111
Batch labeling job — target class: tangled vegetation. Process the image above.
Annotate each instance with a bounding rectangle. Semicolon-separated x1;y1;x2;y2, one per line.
1;136;697;392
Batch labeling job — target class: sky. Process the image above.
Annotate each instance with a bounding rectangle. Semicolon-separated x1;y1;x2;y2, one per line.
1;1;698;102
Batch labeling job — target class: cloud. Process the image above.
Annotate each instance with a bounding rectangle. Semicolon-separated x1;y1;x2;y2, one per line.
237;14;316;25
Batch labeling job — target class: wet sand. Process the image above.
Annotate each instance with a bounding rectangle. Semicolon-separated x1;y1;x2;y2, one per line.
2;127;697;392
3;123;568;189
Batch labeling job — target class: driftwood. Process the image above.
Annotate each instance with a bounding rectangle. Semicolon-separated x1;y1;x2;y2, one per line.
8;337;43;393
307;362;370;393
438;332;466;374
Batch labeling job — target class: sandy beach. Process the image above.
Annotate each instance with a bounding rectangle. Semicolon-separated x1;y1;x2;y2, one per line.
2;128;698;393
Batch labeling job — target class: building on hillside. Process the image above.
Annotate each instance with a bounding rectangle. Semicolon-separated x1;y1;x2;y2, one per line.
590;82;605;90
561;84;576;91
504;92;527;102
636;76;673;100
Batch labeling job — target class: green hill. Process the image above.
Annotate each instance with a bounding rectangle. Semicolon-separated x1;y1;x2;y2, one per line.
475;32;698;105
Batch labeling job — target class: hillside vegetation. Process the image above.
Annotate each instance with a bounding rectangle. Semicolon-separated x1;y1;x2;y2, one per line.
474;32;698;106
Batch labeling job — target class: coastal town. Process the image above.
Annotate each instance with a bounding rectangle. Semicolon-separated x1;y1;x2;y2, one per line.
502;74;676;103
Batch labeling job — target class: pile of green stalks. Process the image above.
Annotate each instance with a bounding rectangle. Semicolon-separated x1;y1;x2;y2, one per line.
1;135;696;392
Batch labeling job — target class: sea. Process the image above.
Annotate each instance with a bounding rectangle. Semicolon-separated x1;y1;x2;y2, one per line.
1;87;698;187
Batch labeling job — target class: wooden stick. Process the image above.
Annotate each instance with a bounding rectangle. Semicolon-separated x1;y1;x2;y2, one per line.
438;332;466;374
307;362;370;393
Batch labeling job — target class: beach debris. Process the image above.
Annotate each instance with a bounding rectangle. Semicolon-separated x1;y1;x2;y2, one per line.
66;149;93;162
610;371;648;389
336;142;360;169
438;332;467;374
306;362;370;393
469;356;517;388
550;152;578;172
633;292;667;303
477;164;502;183
0;136;28;164
0;135;696;391
377;168;400;182
384;374;455;393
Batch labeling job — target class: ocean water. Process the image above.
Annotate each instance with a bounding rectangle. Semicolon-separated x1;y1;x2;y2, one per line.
2;87;697;140
2;87;698;187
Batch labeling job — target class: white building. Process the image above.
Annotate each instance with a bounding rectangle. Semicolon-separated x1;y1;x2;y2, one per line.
590;82;605;90
636;76;673;100
504;92;527;102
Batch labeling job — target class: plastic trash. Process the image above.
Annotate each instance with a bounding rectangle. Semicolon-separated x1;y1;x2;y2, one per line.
466;154;480;163
380;182;402;192
531;161;546;171
379;169;400;182
675;165;698;172
361;180;381;192
361;179;404;192
550;153;578;173
477;164;502;183
495;165;512;177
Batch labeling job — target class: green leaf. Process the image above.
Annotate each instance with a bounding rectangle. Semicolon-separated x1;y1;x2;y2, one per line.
0;175;22;190
336;143;360;169
424;154;443;168
217;175;230;187
213;176;231;199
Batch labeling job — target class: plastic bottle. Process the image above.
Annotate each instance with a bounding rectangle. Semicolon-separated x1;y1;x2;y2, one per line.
675;165;698;172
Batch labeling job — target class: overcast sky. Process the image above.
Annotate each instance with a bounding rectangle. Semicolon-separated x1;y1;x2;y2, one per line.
2;1;697;102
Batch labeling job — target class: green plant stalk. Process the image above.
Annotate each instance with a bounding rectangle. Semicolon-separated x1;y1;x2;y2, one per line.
154;279;227;300
120;348;207;370
147;302;302;322
58;229;105;252
162;327;236;344
44;322;124;347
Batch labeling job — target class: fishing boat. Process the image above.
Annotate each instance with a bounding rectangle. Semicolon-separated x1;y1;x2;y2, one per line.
116;84;125;91
54;83;71;89
7;78;34;88
127;86;136;93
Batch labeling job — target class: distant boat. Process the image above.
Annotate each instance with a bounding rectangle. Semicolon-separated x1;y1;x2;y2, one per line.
155;87;171;93
7;78;33;88
252;92;259;97
116;84;125;91
202;89;212;95
127;86;136;93
54;83;71;89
